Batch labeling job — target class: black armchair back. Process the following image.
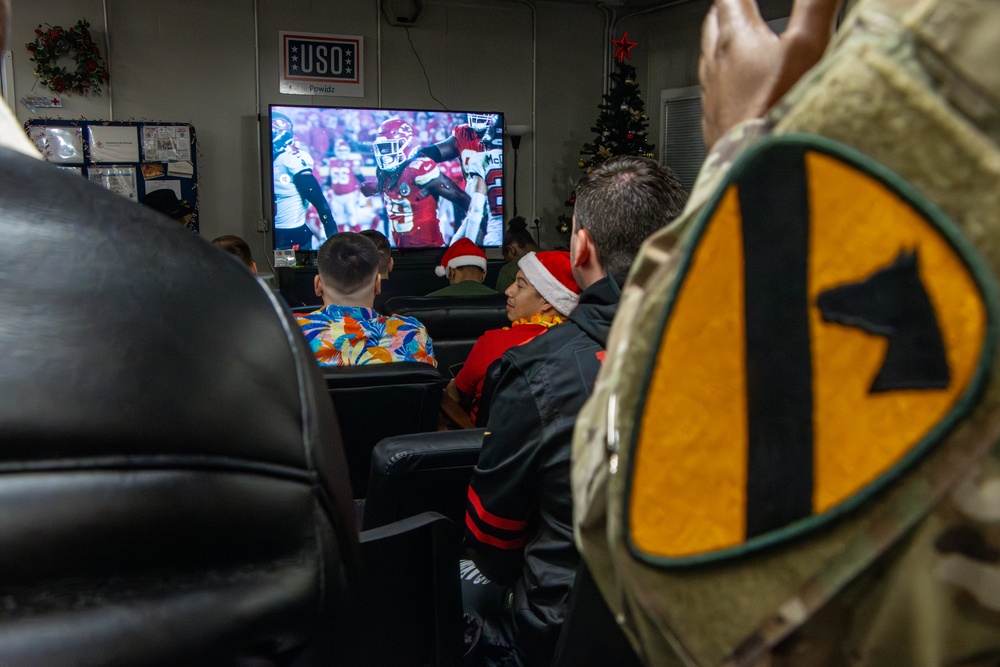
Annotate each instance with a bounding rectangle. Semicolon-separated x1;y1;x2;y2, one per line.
323;362;447;497
384;294;509;374
0;148;357;666
363;429;485;530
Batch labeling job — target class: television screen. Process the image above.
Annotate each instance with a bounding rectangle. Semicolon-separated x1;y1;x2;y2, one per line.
268;104;505;252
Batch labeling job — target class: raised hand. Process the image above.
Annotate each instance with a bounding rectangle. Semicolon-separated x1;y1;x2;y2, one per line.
699;0;842;148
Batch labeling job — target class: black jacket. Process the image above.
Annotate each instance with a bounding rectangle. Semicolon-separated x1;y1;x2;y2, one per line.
465;275;620;666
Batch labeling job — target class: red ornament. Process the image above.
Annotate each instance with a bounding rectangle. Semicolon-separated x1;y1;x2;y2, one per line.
611;32;637;62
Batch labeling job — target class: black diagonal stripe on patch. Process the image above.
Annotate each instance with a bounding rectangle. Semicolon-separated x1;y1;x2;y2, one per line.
740;145;814;539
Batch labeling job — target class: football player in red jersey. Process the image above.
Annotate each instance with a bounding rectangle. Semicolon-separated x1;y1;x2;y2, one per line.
323;140;366;233
419;113;504;245
360;118;470;248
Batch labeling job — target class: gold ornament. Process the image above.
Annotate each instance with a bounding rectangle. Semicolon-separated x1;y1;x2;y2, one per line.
598;146;612;159
578;159;586;168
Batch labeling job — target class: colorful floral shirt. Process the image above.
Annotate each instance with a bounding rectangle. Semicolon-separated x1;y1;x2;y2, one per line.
296;305;436;367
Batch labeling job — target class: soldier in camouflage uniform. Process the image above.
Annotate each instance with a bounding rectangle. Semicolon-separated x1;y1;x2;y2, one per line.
572;0;1000;665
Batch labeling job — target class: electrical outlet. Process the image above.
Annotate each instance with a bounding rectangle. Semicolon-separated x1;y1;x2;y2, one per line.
257;218;269;233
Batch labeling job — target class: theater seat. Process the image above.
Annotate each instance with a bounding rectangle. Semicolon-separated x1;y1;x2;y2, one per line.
384;294;509;375
0;148;357;665
323;362;447;497
355;512;464;667
362;429;485;530
550;565;643;667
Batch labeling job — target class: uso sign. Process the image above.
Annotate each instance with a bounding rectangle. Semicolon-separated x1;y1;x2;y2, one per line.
279;31;364;98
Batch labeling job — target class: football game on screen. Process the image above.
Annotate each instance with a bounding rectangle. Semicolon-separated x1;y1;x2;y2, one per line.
270;105;505;251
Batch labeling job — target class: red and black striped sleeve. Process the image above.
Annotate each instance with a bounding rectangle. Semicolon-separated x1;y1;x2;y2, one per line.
464;364;541;584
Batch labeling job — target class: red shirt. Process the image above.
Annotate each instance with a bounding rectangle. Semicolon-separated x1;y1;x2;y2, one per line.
455;323;548;424
327;157;361;195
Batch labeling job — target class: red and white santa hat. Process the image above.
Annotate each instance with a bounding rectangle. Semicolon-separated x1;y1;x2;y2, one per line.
518;250;581;316
435;237;488;277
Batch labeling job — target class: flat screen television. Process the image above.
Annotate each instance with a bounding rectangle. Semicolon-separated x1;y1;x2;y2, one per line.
268;104;505;252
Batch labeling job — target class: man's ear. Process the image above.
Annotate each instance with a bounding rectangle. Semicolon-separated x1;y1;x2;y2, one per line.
314;274;323;298
387;257;394;274
374;273;382;296
573;228;592;269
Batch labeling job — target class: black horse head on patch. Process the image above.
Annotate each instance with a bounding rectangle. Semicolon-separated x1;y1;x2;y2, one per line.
816;249;950;393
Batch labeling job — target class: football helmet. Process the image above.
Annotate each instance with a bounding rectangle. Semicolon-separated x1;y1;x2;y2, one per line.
373;118;415;171
271;112;294;156
334;139;351;160
468;113;496;132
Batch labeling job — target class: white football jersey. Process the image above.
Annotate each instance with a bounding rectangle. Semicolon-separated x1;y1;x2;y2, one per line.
273;145;314;230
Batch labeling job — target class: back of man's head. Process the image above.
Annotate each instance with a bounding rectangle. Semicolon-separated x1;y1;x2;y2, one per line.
212;235;256;273
359;229;392;277
317;232;380;300
574;155;688;277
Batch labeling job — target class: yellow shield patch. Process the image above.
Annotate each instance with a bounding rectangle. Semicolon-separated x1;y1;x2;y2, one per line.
627;135;996;565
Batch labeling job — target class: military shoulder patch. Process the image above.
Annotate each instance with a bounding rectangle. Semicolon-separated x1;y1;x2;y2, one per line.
626;134;998;566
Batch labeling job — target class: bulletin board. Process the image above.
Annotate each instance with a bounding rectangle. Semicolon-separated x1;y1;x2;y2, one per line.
23;119;199;233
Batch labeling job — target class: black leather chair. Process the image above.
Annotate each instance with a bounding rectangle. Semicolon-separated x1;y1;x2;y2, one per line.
384;294;509;375
323;362;447;497
0;148;358;665
356;512;465;667
550;565;643;667
362;429;485;530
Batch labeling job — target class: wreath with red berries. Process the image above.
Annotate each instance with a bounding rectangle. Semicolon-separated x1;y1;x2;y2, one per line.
25;19;109;95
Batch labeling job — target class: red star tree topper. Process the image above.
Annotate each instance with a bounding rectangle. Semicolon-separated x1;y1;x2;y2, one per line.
611;32;637;62
560;31;654;237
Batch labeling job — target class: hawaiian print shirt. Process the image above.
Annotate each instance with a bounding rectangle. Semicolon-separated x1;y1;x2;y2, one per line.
296;305;436;367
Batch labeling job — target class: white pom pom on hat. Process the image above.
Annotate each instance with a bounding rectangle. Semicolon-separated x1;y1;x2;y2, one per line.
435;237;488;277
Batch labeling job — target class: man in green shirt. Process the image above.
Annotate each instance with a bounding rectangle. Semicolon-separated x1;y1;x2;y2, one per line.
426;237;497;297
494;217;537;294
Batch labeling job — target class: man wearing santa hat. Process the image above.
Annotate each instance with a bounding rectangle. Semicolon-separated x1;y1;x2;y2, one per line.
425;237;497;297
447;250;581;424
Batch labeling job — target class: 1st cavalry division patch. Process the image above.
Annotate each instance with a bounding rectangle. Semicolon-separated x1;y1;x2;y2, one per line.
627;135;997;566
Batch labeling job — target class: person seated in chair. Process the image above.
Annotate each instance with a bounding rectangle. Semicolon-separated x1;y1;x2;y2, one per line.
462;156;687;667
426;238;497;297
360;228;395;314
296;232;436;367
494;217;538;294
211;234;257;274
446;250;579;424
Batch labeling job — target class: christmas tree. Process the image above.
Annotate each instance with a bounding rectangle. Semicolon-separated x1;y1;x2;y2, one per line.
558;33;653;235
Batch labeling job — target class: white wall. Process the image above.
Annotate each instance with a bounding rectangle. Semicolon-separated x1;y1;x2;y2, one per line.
7;0;712;256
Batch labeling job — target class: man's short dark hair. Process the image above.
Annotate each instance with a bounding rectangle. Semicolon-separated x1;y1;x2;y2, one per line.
359;229;391;275
573;155;688;276
211;235;255;269
317;232;380;293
